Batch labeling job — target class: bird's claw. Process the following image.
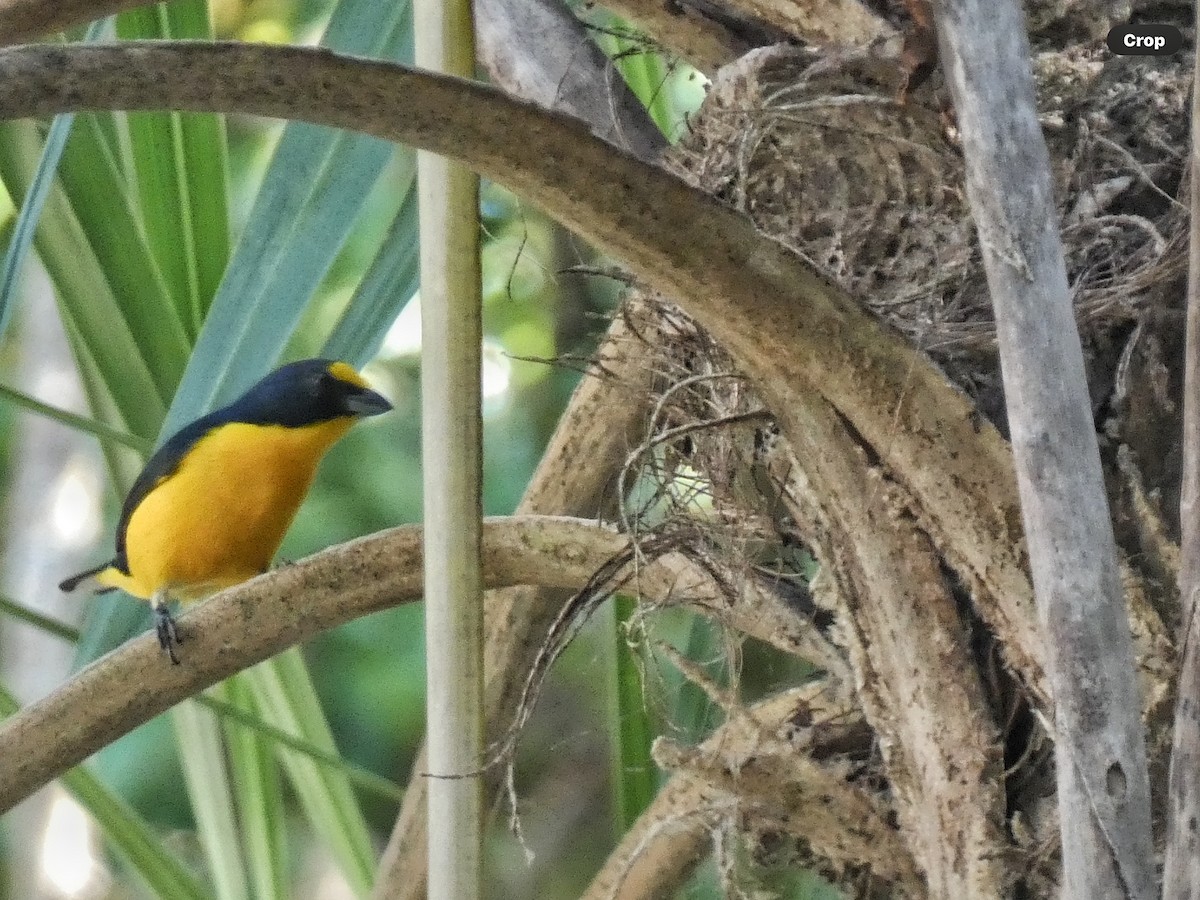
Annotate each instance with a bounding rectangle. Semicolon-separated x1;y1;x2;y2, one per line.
155;605;182;665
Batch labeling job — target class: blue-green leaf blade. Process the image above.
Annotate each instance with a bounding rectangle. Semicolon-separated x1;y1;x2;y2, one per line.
323;167;419;366
246;652;376;895
221;676;289;900
165;0;414;430
0;110;75;341
115;1;229;338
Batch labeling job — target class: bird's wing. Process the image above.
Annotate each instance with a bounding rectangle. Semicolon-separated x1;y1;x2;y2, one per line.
111;415;220;574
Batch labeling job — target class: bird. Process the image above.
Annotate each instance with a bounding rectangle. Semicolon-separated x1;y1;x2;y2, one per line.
59;358;393;664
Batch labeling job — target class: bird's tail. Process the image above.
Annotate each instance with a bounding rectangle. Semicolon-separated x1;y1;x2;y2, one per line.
59;562;118;594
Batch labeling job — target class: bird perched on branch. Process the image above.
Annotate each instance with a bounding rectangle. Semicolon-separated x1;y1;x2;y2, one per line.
60;358;393;664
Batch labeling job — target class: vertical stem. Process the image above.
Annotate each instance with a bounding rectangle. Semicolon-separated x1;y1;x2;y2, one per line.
414;0;483;897
932;2;1155;896
1163;1;1200;894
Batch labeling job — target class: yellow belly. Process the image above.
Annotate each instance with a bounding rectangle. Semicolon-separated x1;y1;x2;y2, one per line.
104;418;354;601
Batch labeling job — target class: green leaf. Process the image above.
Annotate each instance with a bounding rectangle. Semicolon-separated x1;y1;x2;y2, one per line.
323;167;418;366
172;701;251;900
115;1;229;338
672;613;726;744
598;16;680;140
165;0;414;431
57;114;190;414
609;595;656;833
0;593;82;641
245;651;376;895
199;693;404;802
0;123;168;449
0;18;108;340
221;677;289;900
0;382;151;454
0;108;73;340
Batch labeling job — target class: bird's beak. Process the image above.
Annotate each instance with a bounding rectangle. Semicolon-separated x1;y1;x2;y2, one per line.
343;386;393;417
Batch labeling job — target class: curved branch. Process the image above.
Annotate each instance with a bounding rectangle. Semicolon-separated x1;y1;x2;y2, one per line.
0;0;668;161
0;42;1042;702
0;517;586;812
0;515;831;813
584;687;922;899
0;0;147;45
599;0;896;70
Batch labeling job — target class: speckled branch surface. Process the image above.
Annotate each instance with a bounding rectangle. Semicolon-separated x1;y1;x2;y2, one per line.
0;42;1042;706
0;515;802;813
0;0;145;45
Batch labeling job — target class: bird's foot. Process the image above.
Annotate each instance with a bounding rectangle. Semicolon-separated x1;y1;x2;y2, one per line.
154;604;182;665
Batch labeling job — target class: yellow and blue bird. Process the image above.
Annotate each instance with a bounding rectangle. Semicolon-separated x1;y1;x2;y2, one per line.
60;358;392;663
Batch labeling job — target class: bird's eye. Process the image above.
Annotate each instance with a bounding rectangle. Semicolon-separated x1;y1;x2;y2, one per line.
306;371;333;399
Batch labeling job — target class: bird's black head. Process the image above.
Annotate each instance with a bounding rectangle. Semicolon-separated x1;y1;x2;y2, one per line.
224;358;393;428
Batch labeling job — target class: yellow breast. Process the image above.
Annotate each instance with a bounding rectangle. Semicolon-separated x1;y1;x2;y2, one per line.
104;417;355;600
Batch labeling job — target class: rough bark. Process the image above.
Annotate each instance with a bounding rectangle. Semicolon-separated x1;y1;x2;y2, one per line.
1163;1;1200;893
590;0;787;71
780;396;1009;897
724;0;893;47
934;2;1156;897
